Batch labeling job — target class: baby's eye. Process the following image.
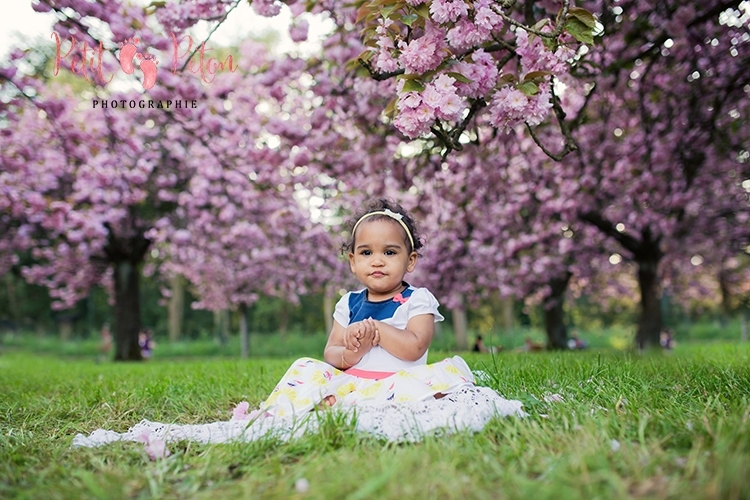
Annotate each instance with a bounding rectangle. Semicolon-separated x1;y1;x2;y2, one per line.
360;250;372;256
385;250;397;256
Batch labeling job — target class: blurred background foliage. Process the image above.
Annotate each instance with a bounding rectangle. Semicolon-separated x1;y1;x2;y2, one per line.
1;268;745;358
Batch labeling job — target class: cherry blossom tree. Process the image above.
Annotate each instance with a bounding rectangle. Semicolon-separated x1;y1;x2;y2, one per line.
556;0;750;347
0;1;337;359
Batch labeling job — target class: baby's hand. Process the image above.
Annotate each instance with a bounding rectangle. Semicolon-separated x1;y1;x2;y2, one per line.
342;324;358;351
348;319;378;352
357;318;378;353
344;320;372;352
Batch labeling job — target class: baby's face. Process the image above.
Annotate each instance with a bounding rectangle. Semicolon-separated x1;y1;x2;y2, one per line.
349;218;417;301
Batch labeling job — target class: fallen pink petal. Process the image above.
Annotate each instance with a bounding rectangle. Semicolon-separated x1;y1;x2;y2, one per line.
232;401;251;420
145;437;171;461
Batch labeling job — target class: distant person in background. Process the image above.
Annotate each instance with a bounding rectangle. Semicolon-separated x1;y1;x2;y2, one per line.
139;328;156;359
98;323;112;362
660;328;676;350
567;331;588;350
472;335;489;353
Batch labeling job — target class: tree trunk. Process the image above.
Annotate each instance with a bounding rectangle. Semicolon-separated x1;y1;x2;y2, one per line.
5;273;20;329
113;260;142;361
59;320;73;341
279;301;289;337
718;267;732;328
167;274;185;342
635;252;663;349
543;272;571;350
213;309;229;345
239;303;249;359
578;215;665;351
499;296;515;331
452;293;468;351
86;293;95;338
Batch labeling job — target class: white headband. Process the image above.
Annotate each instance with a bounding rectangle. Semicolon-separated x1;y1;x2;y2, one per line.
351;208;415;250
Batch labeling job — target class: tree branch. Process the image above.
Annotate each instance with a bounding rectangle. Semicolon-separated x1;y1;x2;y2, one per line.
449;99;486;145
570;81;597;129
524;82;579;161
179;0;242;73
493;0;571;39
578;211;642;255
358;58;405;80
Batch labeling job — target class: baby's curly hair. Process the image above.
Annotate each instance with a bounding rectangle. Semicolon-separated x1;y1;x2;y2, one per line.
341;198;424;255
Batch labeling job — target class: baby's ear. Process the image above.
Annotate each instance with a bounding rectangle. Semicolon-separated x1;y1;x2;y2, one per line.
406;251;418;272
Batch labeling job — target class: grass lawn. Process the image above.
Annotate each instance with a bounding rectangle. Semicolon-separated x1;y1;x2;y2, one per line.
1;343;749;499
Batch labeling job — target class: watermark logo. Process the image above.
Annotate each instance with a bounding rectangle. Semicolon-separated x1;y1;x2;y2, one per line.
51;33;112;85
51;32;239;91
117;37;158;90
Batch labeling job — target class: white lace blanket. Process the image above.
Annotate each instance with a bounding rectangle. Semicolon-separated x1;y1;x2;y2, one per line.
72;386;526;449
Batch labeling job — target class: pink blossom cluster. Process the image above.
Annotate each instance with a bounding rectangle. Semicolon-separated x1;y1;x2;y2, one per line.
155;3;204;32
515;28;576;77
446;0;503;50
251;0;283;17
487;82;552;131
289;19;310;43
397;23;445;74
429;0;468;24
452;49;498;98
373;19;399;72
359;0;578;140
33;0;166;51
394;74;465;137
480;27;576;132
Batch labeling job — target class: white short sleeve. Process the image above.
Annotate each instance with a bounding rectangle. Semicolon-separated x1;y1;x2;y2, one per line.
406;288;445;323
333;292;352;327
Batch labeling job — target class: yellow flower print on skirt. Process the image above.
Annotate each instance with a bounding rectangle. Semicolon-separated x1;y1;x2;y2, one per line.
336;382;357;398
259;356;475;417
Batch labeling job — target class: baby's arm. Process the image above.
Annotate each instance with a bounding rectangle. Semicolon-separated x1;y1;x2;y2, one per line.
372;314;434;362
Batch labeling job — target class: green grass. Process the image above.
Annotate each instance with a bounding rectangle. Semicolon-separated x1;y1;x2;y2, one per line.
5;314;745;360
1;344;749;499
0;331;332;359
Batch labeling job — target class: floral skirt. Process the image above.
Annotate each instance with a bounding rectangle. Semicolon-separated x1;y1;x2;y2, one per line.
260;356;476;417
72;356;526;449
